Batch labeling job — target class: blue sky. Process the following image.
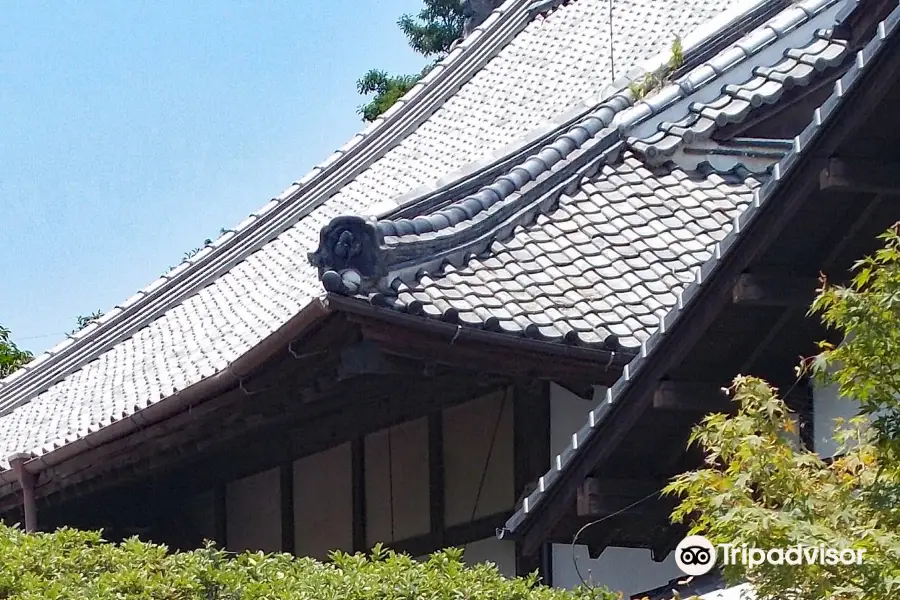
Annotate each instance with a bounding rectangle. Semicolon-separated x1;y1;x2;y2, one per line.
1;1;425;353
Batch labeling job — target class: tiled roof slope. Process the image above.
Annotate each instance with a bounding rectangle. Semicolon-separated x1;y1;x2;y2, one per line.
0;0;761;473
500;0;900;536
372;159;764;349
311;0;850;350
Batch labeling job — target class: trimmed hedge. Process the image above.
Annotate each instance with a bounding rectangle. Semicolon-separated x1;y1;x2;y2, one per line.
0;524;616;599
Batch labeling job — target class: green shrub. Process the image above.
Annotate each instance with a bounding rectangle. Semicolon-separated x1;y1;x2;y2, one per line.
0;523;616;599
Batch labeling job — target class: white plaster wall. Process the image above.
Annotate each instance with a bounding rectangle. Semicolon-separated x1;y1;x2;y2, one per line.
813;381;862;459
444;390;514;526
549;384;682;596
365;417;430;544
226;467;282;553
294;443;353;559
552;545;682;597
462;536;517;577
549;383;603;459
183;490;216;545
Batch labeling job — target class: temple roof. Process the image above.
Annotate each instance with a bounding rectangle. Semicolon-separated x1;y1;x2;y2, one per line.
309;1;849;349
0;0;857;498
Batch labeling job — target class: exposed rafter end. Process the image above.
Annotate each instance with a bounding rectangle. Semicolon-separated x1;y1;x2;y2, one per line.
731;273;819;308
820;158;900;195
555;381;596;401
650;523;689;562
652;381;735;414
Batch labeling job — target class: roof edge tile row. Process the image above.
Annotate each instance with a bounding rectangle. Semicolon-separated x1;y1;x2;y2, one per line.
309;0;842;305
500;0;900;539
0;0;539;414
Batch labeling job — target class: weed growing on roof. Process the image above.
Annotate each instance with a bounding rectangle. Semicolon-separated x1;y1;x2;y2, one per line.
628;36;685;100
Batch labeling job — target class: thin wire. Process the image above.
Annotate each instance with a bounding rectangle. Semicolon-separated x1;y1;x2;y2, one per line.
571;489;662;588
470;388;509;522
565;374;811;588
608;0;616;81
13;332;67;342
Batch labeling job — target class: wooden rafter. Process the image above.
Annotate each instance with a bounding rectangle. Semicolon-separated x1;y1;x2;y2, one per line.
731;273;819;308
820;158;900;195
515;38;900;552
652;381;735;414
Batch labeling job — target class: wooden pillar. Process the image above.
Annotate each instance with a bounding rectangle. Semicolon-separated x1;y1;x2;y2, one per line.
280;462;295;554
428;411;445;548
213;484;227;548
9;454;37;533
351;438;367;552
512;380;551;579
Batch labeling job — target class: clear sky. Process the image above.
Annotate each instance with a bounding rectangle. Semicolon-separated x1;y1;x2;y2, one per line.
1;1;425;354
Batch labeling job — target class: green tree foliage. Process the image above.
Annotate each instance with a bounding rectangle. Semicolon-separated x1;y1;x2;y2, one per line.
0;526;616;600
357;0;465;122
0;326;31;378
665;223;900;599
398;0;467;57
356;70;420;123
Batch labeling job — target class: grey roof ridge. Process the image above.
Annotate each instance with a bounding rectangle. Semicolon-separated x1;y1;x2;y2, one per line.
307;96;633;297
371;97;603;222
376;0;799;237
499;0;900;537
623;0;846;143
308;0;840;297
0;0;539;412
371;0;790;223
631;29;851;167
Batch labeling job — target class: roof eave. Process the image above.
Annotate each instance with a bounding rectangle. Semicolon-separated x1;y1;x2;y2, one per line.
0;297;332;496
500;4;900;550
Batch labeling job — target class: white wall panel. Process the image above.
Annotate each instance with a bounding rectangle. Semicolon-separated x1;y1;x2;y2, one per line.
552;545;681;597
550;383;604;459
813;381;862;458
294;443;353;559
226;467;281;553
365;417;430;544
444;390;514;526
463;536;517;577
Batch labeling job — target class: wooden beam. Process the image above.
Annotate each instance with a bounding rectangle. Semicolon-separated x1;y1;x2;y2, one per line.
588;476;668;499
820;158;900;195
732;273;819;308
553;381;594;401
330;296;631;386
338;341;423;379
18;369;500;512
652;381;735;414
517;29;900;545
357;319;627;386
586;525;620;559
387;511;512;558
